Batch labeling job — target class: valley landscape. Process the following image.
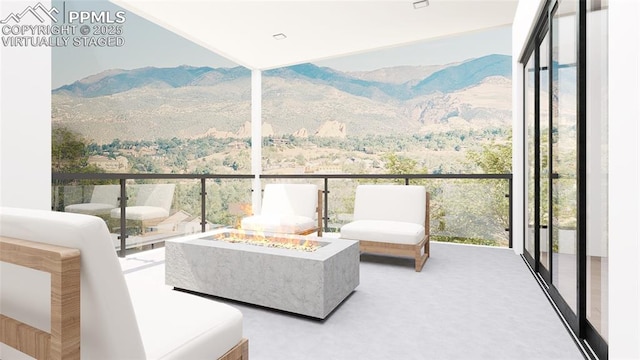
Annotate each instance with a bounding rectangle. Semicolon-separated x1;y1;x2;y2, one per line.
52;54;515;243
52;54;513;175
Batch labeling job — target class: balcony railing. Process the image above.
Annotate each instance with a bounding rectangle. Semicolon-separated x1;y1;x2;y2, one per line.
52;172;513;257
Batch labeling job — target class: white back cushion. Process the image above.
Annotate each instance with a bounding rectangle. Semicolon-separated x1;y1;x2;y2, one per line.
90;184;120;206
353;184;426;225
0;207;146;360
134;184;175;212
261;184;318;219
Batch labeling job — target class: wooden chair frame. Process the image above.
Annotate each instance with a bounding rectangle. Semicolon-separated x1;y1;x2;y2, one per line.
358;192;431;272
0;236;81;360
219;338;249;360
294;189;324;237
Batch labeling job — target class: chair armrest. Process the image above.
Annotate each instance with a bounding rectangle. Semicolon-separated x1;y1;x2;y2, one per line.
0;236;80;360
425;192;431;236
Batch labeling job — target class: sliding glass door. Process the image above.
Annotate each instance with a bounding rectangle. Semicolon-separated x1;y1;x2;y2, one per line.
521;0;608;358
523;25;552;284
523;0;578;329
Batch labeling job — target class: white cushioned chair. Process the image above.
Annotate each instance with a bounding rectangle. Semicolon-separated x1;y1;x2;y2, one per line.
241;183;323;236
339;184;430;271
0;207;248;360
64;184;119;216
110;183;175;235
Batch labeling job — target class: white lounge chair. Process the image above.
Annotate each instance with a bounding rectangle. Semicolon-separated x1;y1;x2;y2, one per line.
110;184;176;235
339;184;430;272
0;207;248;360
64;184;119;216
241;183;323;236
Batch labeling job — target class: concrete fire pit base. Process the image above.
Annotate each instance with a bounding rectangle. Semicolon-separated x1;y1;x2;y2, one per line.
165;229;360;319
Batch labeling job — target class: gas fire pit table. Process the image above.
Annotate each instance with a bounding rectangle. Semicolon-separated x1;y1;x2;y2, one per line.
165;229;360;319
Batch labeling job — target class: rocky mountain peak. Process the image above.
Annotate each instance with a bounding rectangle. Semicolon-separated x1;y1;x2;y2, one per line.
315;120;346;138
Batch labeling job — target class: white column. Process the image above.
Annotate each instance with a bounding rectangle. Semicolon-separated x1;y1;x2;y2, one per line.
608;0;640;357
251;69;262;214
0;1;52;210
511;55;524;255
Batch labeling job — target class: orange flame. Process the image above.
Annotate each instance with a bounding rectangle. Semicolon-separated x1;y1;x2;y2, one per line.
216;229;321;252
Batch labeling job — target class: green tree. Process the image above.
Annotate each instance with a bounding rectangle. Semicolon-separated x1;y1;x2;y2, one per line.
382;152;426;176
51;126;113;211
295;154;306;166
466;140;512;174
51;126;105;174
462;138;512;245
52;127;87;172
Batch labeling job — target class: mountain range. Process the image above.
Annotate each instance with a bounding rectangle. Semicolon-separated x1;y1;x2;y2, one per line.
54;54;511;99
51;54;513;143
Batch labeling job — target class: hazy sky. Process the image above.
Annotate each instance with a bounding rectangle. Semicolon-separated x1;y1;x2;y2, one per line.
317;26;511;72
52;1;236;88
52;1;511;89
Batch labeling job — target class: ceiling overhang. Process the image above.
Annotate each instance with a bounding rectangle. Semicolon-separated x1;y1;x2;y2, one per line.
111;0;518;70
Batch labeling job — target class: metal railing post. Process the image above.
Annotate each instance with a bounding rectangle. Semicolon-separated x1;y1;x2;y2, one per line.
508;176;513;248
201;178;207;233
56;184;64;211
118;178;127;257
323;177;329;232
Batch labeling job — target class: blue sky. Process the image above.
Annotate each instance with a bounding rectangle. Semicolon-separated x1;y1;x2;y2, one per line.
52;1;511;89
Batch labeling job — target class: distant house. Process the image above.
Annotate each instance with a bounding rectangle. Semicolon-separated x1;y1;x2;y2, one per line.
153;210;215;234
227;141;249;150
305;164;342;174
88;155;129;172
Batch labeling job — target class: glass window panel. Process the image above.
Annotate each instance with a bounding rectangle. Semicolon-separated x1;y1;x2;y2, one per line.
586;0;609;342
525;55;536;258
551;0;578;314
539;32;551;273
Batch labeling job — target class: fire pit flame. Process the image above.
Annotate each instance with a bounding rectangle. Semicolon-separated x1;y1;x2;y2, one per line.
214;229;322;252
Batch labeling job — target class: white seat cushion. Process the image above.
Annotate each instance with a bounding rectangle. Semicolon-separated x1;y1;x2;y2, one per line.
65;202;115;215
241;214;316;234
125;264;243;360
340;220;425;245
111;206;169;220
64;185;120;216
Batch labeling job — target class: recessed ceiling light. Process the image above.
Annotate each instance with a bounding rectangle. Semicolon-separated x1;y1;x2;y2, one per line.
413;0;429;9
273;33;287;40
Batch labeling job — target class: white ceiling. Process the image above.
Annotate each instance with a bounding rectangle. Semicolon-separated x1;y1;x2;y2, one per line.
112;0;519;70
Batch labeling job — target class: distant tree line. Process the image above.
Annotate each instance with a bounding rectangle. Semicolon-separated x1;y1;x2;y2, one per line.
260;127;511;154
57;125;511;175
52;125;517;245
